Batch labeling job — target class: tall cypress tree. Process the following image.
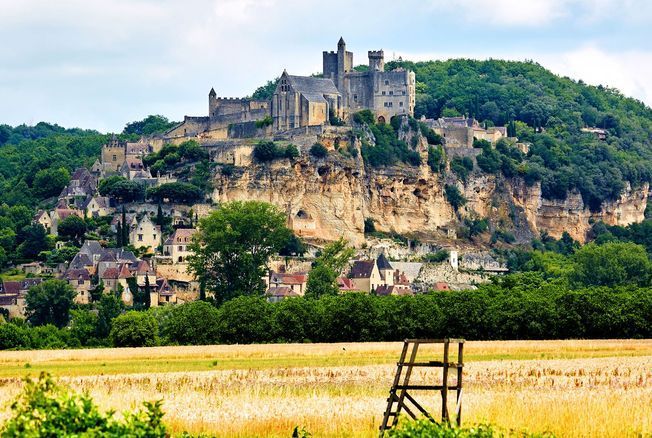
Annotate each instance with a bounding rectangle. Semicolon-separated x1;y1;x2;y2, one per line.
144;274;152;309
156;202;164;226
116;221;123;247
121;206;128;246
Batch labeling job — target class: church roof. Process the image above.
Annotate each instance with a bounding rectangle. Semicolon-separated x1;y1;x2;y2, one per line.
376;253;393;271
287;75;340;96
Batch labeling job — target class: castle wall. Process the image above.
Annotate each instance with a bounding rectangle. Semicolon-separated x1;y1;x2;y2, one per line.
166;117;210;138
371;70;414;121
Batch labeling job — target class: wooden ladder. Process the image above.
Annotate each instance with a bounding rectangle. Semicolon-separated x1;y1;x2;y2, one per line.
379;338;465;437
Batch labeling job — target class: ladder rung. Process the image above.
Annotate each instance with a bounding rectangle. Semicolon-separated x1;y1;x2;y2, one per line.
398;361;463;368
393;384;460;390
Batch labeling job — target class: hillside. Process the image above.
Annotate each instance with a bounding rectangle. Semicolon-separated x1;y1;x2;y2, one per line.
384;58;652;210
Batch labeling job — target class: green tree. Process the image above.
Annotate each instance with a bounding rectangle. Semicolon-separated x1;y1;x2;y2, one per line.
25;280;77;328
32;167;70;198
444;184;466;211
253;140;279;162
188;201;291;304
57;215;87;243
305;238;354;298
146;182;203;204
571;242;652;287
17;224;50;260
110;311;159;347
68;309;100;347
96;293;124;339
123;114;177;136
158;301;221;345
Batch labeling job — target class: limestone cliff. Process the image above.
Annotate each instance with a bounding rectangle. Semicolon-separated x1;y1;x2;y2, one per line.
210;146;649;246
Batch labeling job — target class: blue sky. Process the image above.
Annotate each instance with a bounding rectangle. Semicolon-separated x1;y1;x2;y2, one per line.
2;0;651;132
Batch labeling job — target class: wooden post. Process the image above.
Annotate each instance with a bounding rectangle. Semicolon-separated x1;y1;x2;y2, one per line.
441;339;450;422
456;342;464;426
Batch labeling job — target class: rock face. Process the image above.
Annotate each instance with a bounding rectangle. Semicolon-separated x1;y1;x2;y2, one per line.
211;146;649;245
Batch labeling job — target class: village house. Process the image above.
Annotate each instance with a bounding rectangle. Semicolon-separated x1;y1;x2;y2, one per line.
268;271;308;296
81;195;113;218
265;286;301;303
50;203;84;236
129;215;161;253
63;268;92;304
163;228;197;263
33;210;52;233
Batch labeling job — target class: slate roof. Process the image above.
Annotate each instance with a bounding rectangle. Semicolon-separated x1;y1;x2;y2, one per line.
350;260;375;279
69;253;93;269
21;278;42;290
287;75;340;96
64;269;91;281
376;285;413;296
80;240;105;258
2;281;20;295
376;253;393;271
164;228;197;245
0;295;18;305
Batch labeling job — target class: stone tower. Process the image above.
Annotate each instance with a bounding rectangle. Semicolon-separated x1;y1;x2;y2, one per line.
323;37;353;93
368;50;385;72
208;87;217;117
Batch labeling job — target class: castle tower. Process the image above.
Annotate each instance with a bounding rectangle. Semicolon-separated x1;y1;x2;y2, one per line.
208;87;217;118
336;37;352;91
368;50;385;72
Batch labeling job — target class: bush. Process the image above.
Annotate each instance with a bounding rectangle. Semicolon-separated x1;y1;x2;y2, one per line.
423;250;449;263
450;156;474;182
158;301;221;345
444;184;466;211
284;144;300;160
110;311;159;347
253;140;279;162
1;372;166;437
427;146;444;172
0;323;31;350
310;143;328;158
353;110;375;125
255;115;273;129
386;419;547;437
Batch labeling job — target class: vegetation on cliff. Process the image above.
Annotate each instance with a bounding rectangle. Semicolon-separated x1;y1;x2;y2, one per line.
386;58;652;209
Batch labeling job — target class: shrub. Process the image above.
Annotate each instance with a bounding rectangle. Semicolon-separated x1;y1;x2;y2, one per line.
423;250;449;263
0;323;31;350
310;143;328;158
110;311;159;347
450;156;474;182
158;301;221;345
255;115;273;129
353;110;375;125
427;146;444;172
445;184;466;211
386;419;546;437
1;372;166;437
284;144;300;159
253;140;279;162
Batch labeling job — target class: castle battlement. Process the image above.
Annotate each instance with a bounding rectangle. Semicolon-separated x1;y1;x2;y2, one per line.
214;97;247;102
368;50;384;57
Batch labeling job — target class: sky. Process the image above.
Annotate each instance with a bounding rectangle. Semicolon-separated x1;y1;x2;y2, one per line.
1;0;652;133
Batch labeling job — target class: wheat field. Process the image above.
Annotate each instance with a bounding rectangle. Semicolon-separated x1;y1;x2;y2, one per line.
0;340;650;437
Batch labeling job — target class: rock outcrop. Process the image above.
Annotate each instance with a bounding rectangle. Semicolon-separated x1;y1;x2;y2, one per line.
210;145;649;246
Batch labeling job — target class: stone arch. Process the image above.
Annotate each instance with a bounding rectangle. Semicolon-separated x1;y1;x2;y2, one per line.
377;116;386;124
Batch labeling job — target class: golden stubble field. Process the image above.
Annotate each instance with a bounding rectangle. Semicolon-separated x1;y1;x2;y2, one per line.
0;340;650;437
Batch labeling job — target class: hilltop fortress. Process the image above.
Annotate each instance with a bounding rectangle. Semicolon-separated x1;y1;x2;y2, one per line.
166;38;415;139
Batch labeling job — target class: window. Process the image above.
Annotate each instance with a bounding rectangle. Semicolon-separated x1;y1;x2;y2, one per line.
384;80;389;85
153;234;157;240
78;279;84;285
389;91;393;95
382;91;386;95
112;155;117;161
353;94;358;101
399;102;403;107
138;234;143;241
402;91;406;95
178;245;183;251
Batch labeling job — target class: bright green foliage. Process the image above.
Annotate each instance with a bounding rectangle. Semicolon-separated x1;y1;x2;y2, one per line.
0;372;166;437
571;242;652;287
110;311;159;347
188;201;291;304
123;114;178;136
251;78;279;100
310;143;328;158
385;419;553;437
279;234;307;256
25;280;77;328
357;117;420;167
98;176;145;202
96;294;124;339
284;143;300;159
217;296;274;344
305;238;355;298
253;141;299;162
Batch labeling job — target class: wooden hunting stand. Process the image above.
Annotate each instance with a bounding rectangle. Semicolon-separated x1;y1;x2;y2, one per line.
379;338;465;436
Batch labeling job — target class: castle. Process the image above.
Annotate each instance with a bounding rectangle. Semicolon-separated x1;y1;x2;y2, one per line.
165;38;415;139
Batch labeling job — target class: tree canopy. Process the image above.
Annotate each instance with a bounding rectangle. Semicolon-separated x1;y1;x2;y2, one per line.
188;201;291;304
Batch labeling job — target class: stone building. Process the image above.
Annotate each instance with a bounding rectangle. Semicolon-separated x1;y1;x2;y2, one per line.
167;38;416;138
323;38;416;123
